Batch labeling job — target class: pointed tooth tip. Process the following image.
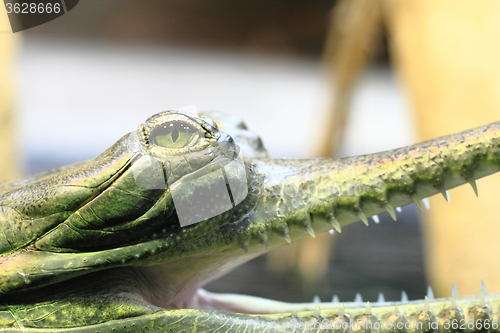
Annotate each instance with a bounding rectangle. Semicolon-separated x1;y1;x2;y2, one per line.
313;295;321;304
427;285;435;300
291;309;298;317
306;226;316;238
422;198;430;210
479;281;487;307
354;292;363;303
401;291;409;302
481;280;487;294
314;305;321;316
365;301;372;315
332;294;339;303
412;195;423;212
330;218;342;233
358;212;369;226
384;203;397;221
451;284;459;298
467;178;479;197
338;303;345;316
259;231;268;249
440;190;450;202
372;215;380;224
283;233;291;243
396;207;402;213
328;229;335;235
377;292;385;303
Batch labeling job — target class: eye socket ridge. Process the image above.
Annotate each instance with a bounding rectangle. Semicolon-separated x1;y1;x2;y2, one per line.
149;121;200;149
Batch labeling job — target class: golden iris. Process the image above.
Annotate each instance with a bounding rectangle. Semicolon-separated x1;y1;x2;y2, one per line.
150;122;198;148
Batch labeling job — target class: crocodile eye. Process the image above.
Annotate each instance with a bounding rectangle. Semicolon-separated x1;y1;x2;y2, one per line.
150;122;198;148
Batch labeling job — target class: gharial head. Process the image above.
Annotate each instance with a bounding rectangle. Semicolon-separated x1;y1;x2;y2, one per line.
0;110;260;297
1;110;500;331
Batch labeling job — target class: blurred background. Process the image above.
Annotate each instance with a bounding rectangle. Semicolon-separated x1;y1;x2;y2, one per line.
7;0;491;305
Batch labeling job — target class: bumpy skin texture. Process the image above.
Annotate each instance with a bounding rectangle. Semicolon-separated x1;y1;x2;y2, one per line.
1;111;500;332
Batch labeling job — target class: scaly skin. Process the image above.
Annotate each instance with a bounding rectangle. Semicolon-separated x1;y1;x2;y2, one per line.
1;110;500;332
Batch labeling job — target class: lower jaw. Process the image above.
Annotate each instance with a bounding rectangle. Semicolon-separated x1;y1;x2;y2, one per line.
172;286;500;317
146;287;500;333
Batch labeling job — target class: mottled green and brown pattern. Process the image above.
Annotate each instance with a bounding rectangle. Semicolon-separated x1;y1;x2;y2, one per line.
1;111;500;332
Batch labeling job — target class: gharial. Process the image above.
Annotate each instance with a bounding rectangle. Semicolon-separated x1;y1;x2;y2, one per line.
0;110;499;332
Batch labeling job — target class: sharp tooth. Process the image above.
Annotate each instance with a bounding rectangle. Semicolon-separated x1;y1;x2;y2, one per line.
479;288;486;308
377;292;385;303
338;303;345;316
313;295;321;304
440;190;450;202
372;215;380;224
358;212;369;226
329;217;342;233
283;233;291;243
401;291;409;302
306;225;316;238
259;230;268;249
332;294;339;303
365;301;372;315
481;280;487;294
452;284;459;299
424;296;430;311
422;198;430;210
396;207;402;213
451;294;457;309
354;293;363;302
467;178;479;197
314;305;321;316
281;222;291;243
427;285;434;300
384;203;397;221
328;229;335;235
412;195;423;212
291;309;298;317
479;281;487;308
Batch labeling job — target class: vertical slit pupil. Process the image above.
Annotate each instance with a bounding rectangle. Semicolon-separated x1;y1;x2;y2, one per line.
172;127;179;142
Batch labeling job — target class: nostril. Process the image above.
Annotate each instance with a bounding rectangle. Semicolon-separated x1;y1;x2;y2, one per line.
218;133;239;158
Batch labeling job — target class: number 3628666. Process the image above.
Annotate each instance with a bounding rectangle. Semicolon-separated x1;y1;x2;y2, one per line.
5;2;61;14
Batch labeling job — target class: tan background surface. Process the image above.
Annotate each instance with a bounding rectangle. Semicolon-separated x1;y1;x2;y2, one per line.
323;0;500;297
386;0;500;296
0;10;18;181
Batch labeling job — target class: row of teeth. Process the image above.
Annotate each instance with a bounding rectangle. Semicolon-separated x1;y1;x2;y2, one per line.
332;187;458;233
328;196;430;235
240;180;477;251
308;188;456;239
338;177;478;232
335;176;478;234
297;182;482;314
311;283;485;306
292;282;489;318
